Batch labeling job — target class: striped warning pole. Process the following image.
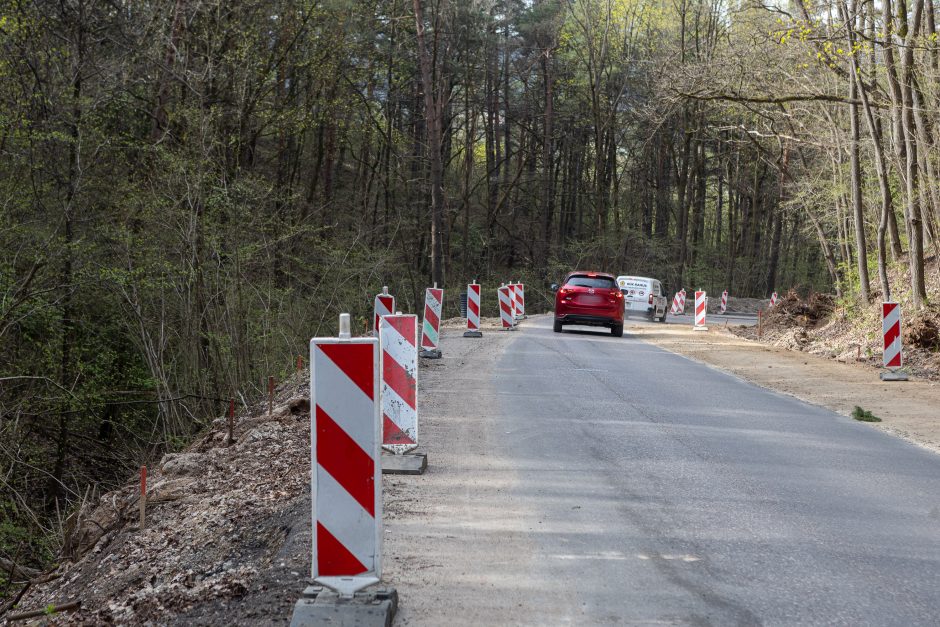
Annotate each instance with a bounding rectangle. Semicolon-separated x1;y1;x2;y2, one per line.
769;292;778;308
880;302;908;381
310;313;382;596
373;287;395;337
720;290;728;315
508;281;518;320
380;314;419;452
512;282;524;321
498;285;515;330
693;290;708;331
675;289;687;315
464;281;483;338
420;286;443;359
670;292;681;315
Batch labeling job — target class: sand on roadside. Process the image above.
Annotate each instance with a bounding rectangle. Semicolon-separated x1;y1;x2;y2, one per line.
629;322;940;454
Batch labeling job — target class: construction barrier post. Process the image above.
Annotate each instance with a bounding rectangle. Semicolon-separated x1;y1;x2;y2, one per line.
380;314;426;474
510;282;523;321
758;309;762;340
720;290;728;315
498;285;516;330
693;290;708;331
309;313;382;596
373;287;395;337
518;283;526;318
880;302;908;381
419;287;444;359
464;281;483;338
769;291;778;308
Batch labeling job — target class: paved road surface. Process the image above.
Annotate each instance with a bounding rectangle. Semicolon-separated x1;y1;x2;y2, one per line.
638;311;758;327
454;316;939;624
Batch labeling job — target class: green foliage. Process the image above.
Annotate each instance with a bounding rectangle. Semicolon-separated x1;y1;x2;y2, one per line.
851;406;881;423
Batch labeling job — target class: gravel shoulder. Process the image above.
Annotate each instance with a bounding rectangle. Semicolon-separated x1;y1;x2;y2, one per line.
628;319;940;454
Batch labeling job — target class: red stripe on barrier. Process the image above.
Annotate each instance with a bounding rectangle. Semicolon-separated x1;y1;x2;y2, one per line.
424;305;440;330
319;344;374;400
499;300;512;314
316;406;375;516
382;352;416;408
383;415;417;445
317;522;367;576
884;321;900;347
468;298;480;316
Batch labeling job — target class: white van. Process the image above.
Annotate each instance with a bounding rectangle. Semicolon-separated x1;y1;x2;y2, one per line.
616;275;668;322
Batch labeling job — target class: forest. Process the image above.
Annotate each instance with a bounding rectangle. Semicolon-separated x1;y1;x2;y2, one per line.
1;0;939;581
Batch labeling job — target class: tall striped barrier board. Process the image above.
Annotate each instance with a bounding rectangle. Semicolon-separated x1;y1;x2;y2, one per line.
381;314;419;453
309;333;382;595
694;291;707;331
881;302;908;381
420;287;443;359
373;289;395;337
498;286;515;330
464;282;482;337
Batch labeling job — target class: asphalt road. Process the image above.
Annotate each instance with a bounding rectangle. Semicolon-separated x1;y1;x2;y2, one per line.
486;316;940;624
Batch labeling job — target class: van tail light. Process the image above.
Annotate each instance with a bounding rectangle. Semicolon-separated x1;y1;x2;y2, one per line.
648;294;653;305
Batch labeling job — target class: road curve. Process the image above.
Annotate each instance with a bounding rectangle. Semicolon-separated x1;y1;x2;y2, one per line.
485;315;940;624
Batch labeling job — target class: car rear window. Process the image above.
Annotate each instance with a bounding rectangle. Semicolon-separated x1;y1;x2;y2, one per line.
565;275;617;289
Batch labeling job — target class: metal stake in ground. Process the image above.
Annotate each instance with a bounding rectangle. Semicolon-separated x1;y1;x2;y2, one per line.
464;281;483;337
880;302;908;381
268;375;274;417
420;285;444;359
139;466;147;530
227;398;235;445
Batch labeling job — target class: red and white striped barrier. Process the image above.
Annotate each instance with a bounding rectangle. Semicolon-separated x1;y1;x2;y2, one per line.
880;302;909;381
381;314;418;453
694;290;707;330
310;317;382;595
373;287;395;337
510;282;524;320
507;282;518;320
465;281;482;337
498;285;515;330
720;290;728;315
769;292;778;307
673;289;687;315
420;287;443;359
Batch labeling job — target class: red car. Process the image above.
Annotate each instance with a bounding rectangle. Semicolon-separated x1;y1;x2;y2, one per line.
552;271;625;337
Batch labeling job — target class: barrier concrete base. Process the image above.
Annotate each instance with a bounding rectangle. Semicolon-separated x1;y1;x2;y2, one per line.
290;585;397;627
463;330;483;338
880;370;909;381
419;348;442;359
381;452;427;475
693;326;708;331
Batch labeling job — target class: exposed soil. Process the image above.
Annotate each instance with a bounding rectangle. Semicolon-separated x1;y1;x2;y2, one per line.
4;325;513;626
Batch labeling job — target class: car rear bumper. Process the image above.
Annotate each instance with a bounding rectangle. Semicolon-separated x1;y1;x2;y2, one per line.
555;314;621;327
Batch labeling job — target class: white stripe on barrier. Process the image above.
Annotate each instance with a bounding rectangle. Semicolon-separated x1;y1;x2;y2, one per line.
467;283;481;331
316;466;376;570
314;348;377;455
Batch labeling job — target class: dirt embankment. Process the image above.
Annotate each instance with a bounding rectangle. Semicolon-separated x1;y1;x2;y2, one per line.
630;322;940;454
